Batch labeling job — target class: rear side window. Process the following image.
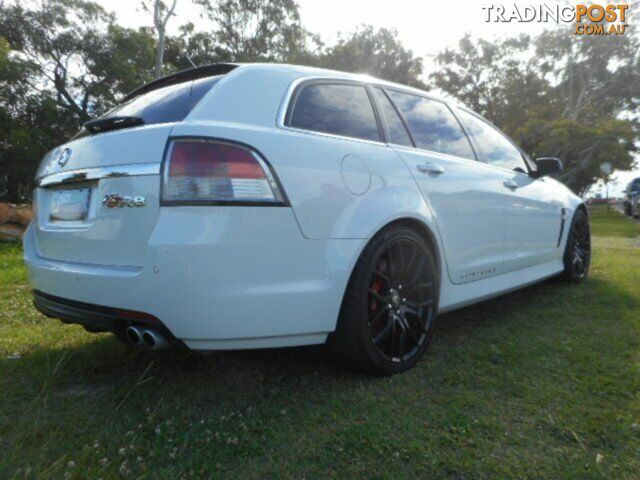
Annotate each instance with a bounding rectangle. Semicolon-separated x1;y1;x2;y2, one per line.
104;76;221;125
456;109;528;173
371;87;413;147
387;90;475;160
289;83;381;142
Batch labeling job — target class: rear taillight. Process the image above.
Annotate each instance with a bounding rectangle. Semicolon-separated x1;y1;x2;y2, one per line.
161;139;285;204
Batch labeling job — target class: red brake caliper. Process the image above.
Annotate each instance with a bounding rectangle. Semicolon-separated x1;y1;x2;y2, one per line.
371;278;383;313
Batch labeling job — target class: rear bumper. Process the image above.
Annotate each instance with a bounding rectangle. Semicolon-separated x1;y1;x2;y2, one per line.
33;290;185;348
24;207;365;350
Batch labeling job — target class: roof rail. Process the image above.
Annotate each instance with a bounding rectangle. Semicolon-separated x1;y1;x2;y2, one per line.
123;63;240;102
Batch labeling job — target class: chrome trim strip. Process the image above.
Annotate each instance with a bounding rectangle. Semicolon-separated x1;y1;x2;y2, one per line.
279;124;388;146
37;163;161;187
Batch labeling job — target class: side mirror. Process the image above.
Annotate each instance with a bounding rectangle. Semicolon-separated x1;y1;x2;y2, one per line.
534;157;562;177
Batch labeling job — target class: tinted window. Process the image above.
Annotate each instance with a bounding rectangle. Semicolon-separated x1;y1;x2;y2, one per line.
372;87;412;146
289;83;380;141
387;91;475;159
104;76;221;125
456;110;528;173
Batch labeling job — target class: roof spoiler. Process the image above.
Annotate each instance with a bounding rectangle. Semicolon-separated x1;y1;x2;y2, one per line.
123;63;240;102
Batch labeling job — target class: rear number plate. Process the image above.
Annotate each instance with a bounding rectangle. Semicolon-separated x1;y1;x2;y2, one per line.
50;188;90;221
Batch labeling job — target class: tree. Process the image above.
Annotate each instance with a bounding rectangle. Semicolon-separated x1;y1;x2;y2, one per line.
521;118;637;196
193;0;314;62
533;29;640;124
0;0;160;120
141;0;178;79
431;29;640;195
0;0;115;124
86;24;157;98
319;26;426;89
0;0;157;202
0;37;78;201
430;33;541;126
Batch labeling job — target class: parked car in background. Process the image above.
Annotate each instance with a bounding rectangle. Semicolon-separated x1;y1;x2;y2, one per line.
632;194;640;219
24;64;590;375
623;178;640;217
587;197;610;205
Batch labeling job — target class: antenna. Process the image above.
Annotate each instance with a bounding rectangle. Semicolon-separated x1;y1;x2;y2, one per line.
186;55;197;68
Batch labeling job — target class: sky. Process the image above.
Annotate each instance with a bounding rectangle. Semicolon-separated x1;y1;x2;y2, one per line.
101;0;638;195
105;0;564;55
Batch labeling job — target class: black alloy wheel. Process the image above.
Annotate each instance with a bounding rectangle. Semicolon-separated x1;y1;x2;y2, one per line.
367;237;435;363
562;209;591;282
329;225;438;375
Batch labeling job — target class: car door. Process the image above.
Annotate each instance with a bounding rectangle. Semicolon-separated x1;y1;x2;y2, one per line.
375;87;509;284
454;109;563;272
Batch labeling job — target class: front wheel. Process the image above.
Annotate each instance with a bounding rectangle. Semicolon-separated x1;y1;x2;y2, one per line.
561;209;591;282
328;225;439;375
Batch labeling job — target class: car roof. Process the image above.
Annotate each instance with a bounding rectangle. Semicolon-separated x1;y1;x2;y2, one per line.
124;62;465;110
233;63;465;107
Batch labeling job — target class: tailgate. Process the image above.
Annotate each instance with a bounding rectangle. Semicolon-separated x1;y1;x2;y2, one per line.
32;124;173;266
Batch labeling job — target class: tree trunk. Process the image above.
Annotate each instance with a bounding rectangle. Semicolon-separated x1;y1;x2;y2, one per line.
152;0;177;80
154;28;166;79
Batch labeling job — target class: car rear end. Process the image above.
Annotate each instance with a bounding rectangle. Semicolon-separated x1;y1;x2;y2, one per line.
24;64;359;351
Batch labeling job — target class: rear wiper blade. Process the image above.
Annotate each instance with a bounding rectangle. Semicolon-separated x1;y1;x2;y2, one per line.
83;116;145;134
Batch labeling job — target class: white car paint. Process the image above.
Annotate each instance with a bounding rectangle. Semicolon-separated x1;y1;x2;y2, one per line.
24;63;583;350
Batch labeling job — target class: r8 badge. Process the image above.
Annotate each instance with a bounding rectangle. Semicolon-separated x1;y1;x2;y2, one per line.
102;194;146;208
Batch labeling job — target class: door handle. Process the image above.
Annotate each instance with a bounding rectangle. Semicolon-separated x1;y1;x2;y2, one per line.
503;179;518;190
417;163;445;175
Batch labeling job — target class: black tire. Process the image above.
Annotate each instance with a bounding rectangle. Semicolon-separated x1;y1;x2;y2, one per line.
328;225;439;375
560;208;591;282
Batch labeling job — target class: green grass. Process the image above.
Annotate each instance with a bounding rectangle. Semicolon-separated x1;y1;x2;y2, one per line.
589;204;640;238
0;242;28;286
1;209;639;479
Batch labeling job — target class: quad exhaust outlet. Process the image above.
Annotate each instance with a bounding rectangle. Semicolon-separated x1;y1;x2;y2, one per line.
141;329;169;350
125;325;169;350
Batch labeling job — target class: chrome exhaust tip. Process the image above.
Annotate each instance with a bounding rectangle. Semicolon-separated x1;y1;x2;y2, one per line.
126;326;143;346
141;329;169;350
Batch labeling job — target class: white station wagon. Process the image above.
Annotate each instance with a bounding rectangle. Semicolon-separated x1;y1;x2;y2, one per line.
24;63;591;375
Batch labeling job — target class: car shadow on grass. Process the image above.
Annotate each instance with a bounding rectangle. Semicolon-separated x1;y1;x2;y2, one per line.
3;271;638;478
4;271;636;397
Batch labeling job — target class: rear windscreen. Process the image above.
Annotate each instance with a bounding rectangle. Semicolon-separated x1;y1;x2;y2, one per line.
76;76;220;138
106;76;220;124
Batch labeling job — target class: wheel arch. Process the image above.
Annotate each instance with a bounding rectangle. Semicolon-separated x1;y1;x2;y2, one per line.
381;218;442;279
576;203;588;216
342;215;444;296
559;201;588;253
